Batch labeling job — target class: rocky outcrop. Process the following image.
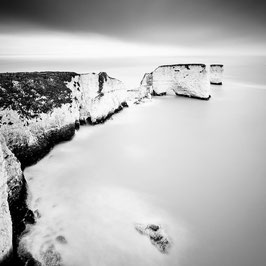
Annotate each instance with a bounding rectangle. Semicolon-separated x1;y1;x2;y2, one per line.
210;64;223;85
142;64;211;99
135;223;171;253
70;72;128;124
139;73;153;99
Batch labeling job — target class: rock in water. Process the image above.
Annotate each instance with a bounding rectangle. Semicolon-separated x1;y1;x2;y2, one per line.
210;64;224;85
139;73;153;99
55;235;67;244
135;223;171;253
142;64;211;99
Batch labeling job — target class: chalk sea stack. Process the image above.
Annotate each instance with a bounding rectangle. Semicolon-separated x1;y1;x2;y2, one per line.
210;64;224;85
140;64;211;99
139;73;153;98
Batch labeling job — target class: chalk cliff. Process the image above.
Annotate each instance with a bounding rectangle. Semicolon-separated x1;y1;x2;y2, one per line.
144;64;211;99
210;64;224;85
0;137;30;265
0;71;131;265
0;71;129;167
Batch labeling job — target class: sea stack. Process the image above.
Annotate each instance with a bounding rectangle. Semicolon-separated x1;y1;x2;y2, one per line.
151;64;211;99
210;64;224;85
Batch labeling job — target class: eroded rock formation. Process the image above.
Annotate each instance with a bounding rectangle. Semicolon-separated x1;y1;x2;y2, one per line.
135;223;171;253
142;64;211;99
210;64;224;85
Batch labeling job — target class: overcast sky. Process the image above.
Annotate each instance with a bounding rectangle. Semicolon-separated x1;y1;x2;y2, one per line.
0;0;265;57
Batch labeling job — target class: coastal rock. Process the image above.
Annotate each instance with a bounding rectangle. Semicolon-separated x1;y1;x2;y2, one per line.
138;73;153;99
151;64;211;99
69;72;128;123
135;223;171;253
210;64;224;85
55;235;67;244
0;136;28;265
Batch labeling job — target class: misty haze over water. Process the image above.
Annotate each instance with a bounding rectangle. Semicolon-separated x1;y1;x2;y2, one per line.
20;57;266;266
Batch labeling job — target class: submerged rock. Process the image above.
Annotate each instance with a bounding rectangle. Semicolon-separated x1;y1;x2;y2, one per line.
55;235;67;244
210;64;224;85
135;223;171;253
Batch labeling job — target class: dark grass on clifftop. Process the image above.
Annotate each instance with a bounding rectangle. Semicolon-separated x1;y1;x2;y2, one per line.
0;72;77;119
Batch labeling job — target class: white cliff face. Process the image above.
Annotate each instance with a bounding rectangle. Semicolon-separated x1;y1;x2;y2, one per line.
90;73;128;122
152;64;211;99
67;73;99;121
0;137;24;263
67;72;128;123
210;64;224;85
0;140;13;262
0;70;131;263
89;89;127;123
139;73;153;99
0;103;79;167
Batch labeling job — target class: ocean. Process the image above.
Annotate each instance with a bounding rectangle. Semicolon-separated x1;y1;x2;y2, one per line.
15;56;266;266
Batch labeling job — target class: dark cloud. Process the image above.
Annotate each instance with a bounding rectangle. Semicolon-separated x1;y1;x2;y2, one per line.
0;0;265;46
